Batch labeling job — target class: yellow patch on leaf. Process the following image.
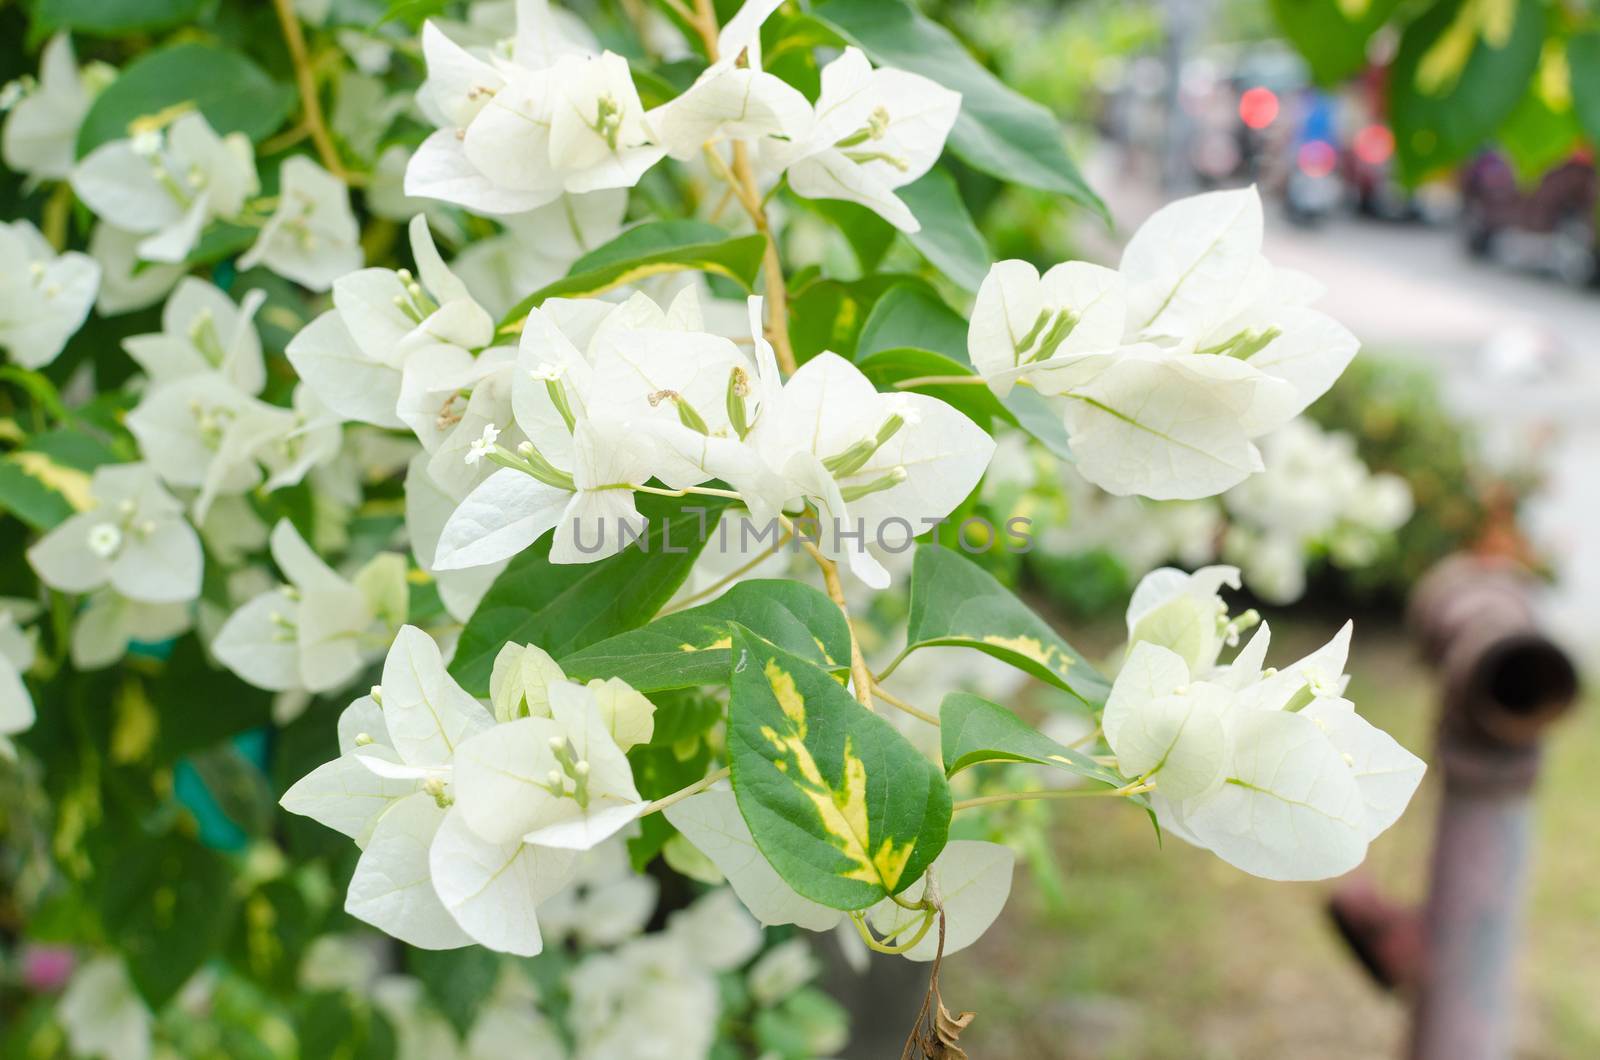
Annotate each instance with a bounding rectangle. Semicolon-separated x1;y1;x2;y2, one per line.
760;659;913;892
10;452;93;511
680;634;733;652
981;633;1070;677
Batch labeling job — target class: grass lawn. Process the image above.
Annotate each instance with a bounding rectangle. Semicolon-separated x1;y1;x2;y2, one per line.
942;616;1600;1059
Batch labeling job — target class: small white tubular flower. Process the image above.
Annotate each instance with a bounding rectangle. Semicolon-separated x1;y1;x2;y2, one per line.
0;611;38;760
212;520;393;693
2;33;92;183
239;155;362;290
1125;564;1248;677
287;213;493;430
968;260;1127;397
464;422;500;464
777;47;960;233
122;278;267;394
750;352;995;587
26;463;202;605
866;840;1015;961
71;112;259;265
452;678;644;851
1127;621;1426;882
0;219;99;368
664;790;843;932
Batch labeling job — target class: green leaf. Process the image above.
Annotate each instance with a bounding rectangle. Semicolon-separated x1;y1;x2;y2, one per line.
560;579;851;692
787;274;928;363
447;495;728;696
36;0;205;35
1389;0;1545;184
409;947;501;1036
728;627;950;909
800;197;898;273
857;346;1009;433
77;43;294;157
856;282;969;360
940;692;1123;787
0;428;118;531
810;0;1102;214
500;222;767;328
1572;32;1600;147
1269;0;1404;86
1496;71;1581;184
96;831;236;1007
898;167;991;291
898;544;1109;708
853;284;1073;459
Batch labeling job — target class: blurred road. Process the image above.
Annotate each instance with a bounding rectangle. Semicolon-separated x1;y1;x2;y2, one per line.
1077;156;1600;661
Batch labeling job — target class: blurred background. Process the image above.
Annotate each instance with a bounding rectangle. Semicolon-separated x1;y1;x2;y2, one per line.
911;0;1600;1056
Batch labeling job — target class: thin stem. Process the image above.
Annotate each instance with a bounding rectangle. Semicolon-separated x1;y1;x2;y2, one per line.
893;375;990;390
270;0;352;183
631;483;744;501
849;908;936;955
731;141;798;375
661;533;790;615
783;519;874;711
642;766;730;816
873;647;911;684
871;684;939;726
952;781;1153;813
1069;725;1103;750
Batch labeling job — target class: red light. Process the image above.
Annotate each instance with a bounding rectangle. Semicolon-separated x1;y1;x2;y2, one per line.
1297;140;1338;178
1353;124;1394;166
1239;86;1278;130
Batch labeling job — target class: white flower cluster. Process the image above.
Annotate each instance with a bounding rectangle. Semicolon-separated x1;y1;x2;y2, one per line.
1222;418;1414;603
1102;566;1425;880
408;0;957;232
970;187;1359;500
282;626;659;953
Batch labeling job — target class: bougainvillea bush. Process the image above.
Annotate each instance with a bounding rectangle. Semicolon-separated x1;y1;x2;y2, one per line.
0;1;1427;1055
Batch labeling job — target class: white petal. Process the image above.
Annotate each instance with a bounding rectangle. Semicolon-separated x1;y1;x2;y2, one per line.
452;714;566;843
110;518;203;604
1183;708;1368;881
1121;186;1263;339
1302;697;1426;841
212;589;303;691
380;625;495;767
434;468;569;570
663;790;844;931
1102;641;1191;752
1062;353;1296;500
429;806;578;955
280;751;420;847
345;792;472;949
867;840;1014;961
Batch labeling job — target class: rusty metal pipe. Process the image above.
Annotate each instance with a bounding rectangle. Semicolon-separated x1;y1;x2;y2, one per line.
1405;557;1578;1060
1328;556;1579;1059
